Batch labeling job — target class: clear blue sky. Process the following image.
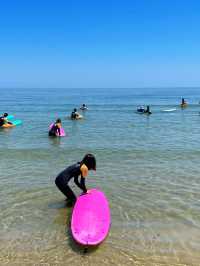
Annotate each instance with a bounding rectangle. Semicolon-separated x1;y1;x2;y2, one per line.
0;0;200;88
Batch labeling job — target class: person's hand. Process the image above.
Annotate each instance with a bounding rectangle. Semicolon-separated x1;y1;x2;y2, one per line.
80;190;88;196
80;190;91;196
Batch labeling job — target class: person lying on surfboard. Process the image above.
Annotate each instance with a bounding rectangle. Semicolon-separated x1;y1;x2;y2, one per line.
0;113;13;127
55;154;96;206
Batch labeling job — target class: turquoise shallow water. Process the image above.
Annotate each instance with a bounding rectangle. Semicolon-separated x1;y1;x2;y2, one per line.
1;88;200;265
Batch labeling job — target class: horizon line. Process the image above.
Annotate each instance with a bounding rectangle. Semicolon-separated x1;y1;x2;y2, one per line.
1;86;200;89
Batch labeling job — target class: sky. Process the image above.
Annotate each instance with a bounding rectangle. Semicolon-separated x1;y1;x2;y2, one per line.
0;0;200;88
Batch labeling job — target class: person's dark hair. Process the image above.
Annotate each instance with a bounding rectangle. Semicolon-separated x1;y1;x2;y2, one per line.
3;113;8;117
83;104;85;107
81;153;96;170
74;108;77;112
56;118;61;123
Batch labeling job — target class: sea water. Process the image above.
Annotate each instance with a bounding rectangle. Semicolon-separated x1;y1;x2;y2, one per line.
1;88;200;265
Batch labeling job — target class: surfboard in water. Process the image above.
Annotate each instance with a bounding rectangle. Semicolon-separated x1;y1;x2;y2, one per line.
71;188;111;246
162;108;177;112
1;119;22;128
7;115;14;120
12;120;22;126
6;115;22;126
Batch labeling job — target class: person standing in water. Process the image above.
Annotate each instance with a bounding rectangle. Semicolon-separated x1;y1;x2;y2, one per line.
181;98;187;107
145;105;152;114
49;118;62;136
70;108;80;119
55;154;96;206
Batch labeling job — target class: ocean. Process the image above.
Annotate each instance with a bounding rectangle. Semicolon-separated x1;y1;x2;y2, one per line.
1;87;200;265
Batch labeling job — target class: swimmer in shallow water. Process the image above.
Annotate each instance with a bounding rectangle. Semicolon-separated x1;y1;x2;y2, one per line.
137;106;151;114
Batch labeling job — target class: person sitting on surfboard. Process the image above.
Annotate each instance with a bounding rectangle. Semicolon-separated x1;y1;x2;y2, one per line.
0;113;13;127
71;108;81;119
49;118;62;136
55;154;96;206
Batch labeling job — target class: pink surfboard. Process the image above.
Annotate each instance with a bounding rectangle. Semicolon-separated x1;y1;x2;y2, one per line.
71;188;111;246
49;123;66;137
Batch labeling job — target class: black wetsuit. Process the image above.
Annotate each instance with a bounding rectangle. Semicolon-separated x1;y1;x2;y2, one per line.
55;163;87;202
71;112;76;119
49;123;61;136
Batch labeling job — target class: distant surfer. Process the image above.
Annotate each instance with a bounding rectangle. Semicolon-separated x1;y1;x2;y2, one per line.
80;104;88;110
181;98;187;108
137;106;145;113
145;105;151;114
137;105;152;114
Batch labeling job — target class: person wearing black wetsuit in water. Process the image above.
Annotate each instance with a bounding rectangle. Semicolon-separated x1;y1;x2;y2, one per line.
49;118;62;136
55;154;96;206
